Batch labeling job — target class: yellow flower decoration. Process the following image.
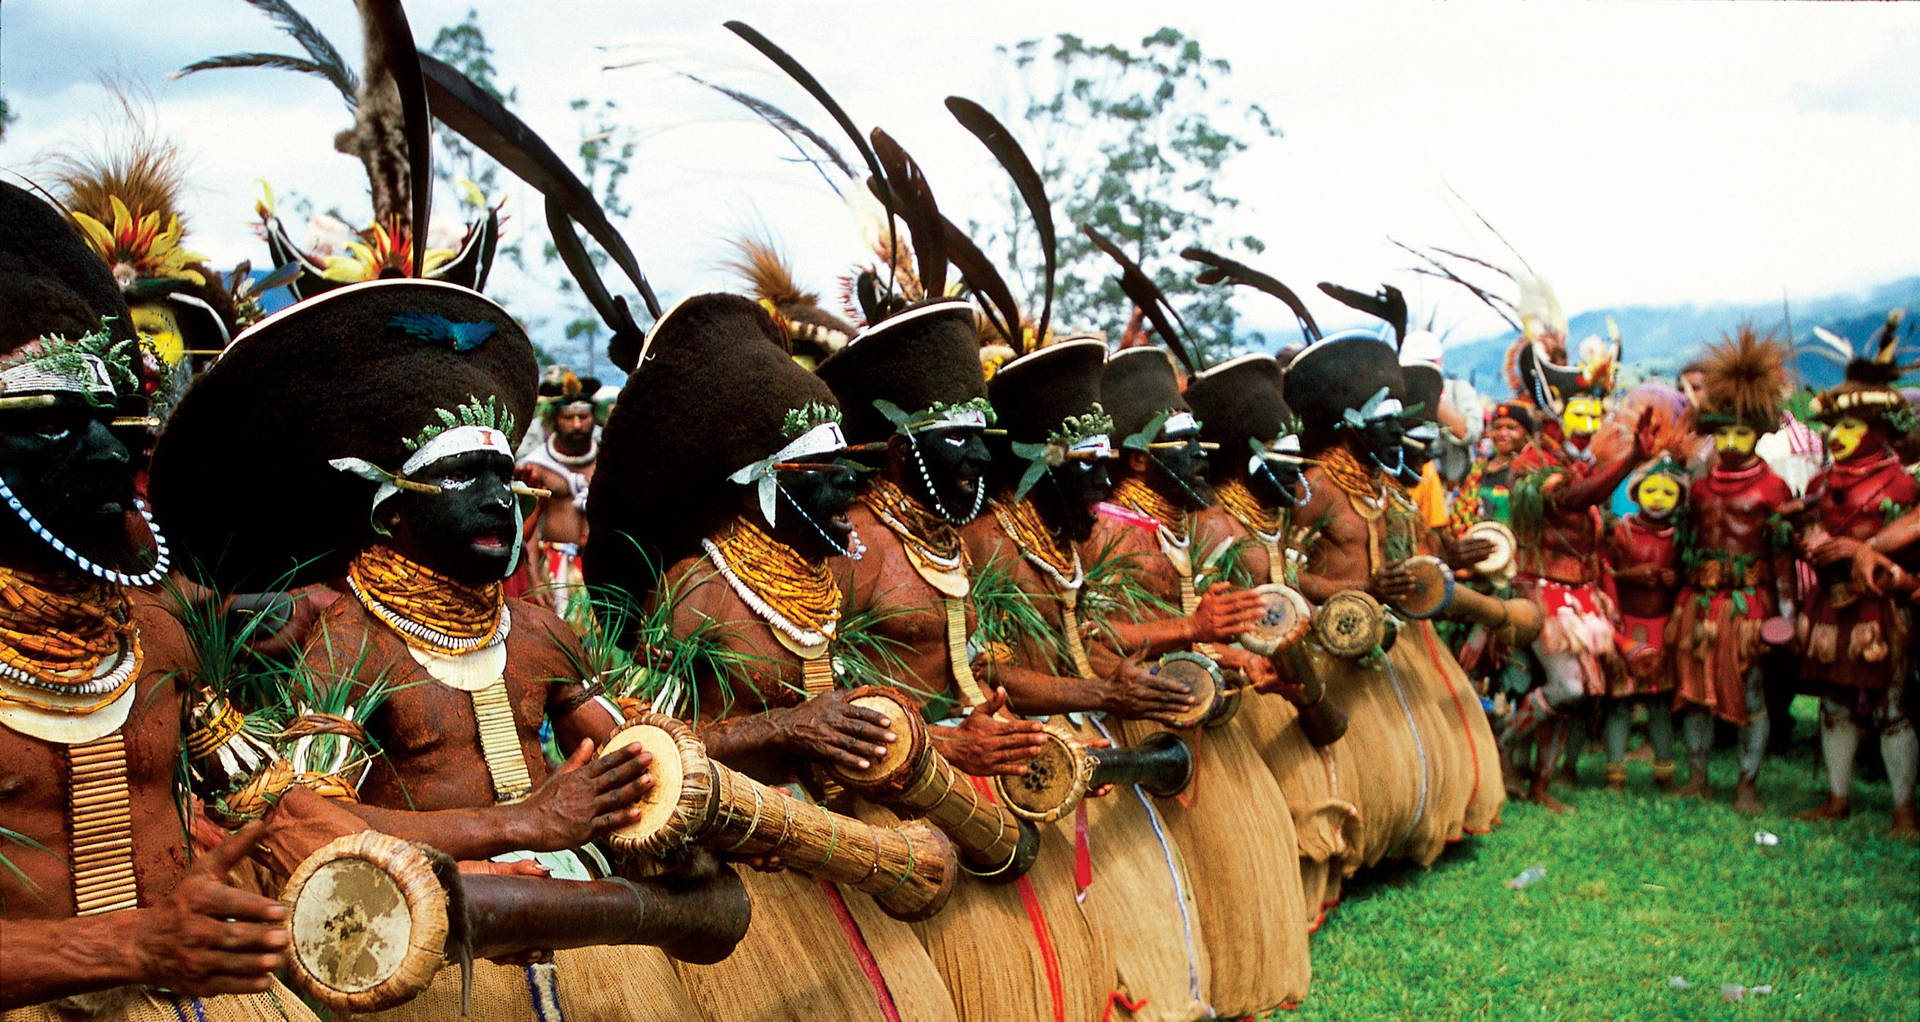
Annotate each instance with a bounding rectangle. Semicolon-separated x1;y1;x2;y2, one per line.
319;217;454;282
69;195;209;288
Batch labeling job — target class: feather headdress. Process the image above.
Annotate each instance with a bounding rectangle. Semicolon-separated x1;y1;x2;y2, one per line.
725;236;855;368
1807;309;1915;423
1697;325;1791;433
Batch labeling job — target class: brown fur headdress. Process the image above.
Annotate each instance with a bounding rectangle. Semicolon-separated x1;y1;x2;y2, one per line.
1697;325;1791;433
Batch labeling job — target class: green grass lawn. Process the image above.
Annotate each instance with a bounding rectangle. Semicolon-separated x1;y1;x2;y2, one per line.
1278;698;1920;1021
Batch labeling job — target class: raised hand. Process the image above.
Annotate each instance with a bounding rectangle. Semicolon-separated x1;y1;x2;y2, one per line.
777;689;896;772
516;738;654;850
933;690;1047;777
1631;407;1662;460
134;821;291;996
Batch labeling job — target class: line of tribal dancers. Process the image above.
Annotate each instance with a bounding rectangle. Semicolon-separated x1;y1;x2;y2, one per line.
3;7;1914;1021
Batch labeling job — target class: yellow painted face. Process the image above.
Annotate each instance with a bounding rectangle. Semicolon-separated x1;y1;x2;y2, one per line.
1561;396;1604;437
1712;424;1757;456
131;302;186;367
1635;474;1681;516
1828;416;1870;461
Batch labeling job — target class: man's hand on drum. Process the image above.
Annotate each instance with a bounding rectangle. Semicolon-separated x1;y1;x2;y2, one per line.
1100;650;1195;725
517;738;654;850
934;690;1047;777
133;821;290;996
778;690;895;772
1444;534;1496;571
1182;581;1266;643
1368;562;1419;603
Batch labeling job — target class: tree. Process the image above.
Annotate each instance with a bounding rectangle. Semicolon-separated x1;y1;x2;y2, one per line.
989;29;1281;360
0;95;14;141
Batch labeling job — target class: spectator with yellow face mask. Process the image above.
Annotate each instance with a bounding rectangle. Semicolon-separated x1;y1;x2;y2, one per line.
1602;460;1689;792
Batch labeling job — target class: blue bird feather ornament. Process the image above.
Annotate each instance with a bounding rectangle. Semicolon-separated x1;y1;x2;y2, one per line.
388;312;496;351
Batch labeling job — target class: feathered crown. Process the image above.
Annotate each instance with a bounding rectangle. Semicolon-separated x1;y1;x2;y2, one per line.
1697;326;1791;433
178;0;502;300
1806;309;1916;423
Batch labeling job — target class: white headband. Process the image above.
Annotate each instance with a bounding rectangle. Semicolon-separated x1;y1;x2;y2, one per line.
0;353;115;402
1070;434;1114;459
1161;411;1198;435
727;419;850;526
907;405;989;434
330;424;514;520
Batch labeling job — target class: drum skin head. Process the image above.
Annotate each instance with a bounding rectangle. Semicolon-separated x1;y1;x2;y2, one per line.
1243;583;1313;655
997;728;1080;821
604;722;684;849
841;692;919;784
1158;652;1222;728
1315;589;1386;659
291;857;412;994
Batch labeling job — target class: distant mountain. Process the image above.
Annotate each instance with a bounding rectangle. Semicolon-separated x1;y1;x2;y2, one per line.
1440;276;1920;395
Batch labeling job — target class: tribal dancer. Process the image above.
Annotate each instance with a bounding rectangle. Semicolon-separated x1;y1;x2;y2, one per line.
1796;314;1918;835
965;334;1214;1021
587;293;959;1022
148;279;709;1021
1602;458;1687;792
1183;348;1361;936
1085;335;1313;1015
0;180;318;1022
821;295;1111;1022
1665;329;1793;813
1501;327;1658;811
517;368;600;619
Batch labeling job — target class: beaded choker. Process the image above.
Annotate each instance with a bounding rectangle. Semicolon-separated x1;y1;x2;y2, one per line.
0;477;171;588
989;496;1083;591
862;477;966;570
1109;475;1187;537
0;567;141;711
1320;446;1381;503
544;433;598;469
347;545;505;655
1215;477;1283;540
702;517;842;646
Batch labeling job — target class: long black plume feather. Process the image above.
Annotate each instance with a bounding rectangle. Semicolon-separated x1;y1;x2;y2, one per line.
417;53;659;318
171;53;351;103
1085;226;1198;375
869;129;947;299
945;96;1055;346
1317;282;1407;345
1181;247;1322;343
941;216;1020;350
725;21;898;293
361;0;431;278
244;0;358;100
546;196;646;373
680;74;855;192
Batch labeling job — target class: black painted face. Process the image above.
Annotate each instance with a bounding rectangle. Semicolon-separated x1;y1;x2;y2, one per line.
765;455;862;563
900;426;991;524
1036;458;1111;543
1398;422;1439;485
382;450;519;586
0;395;137;571
1353;415;1408;476
1152;429;1215;510
1248;453;1307;508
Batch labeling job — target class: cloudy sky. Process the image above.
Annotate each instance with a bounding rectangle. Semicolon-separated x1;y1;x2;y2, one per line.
2;0;1916;365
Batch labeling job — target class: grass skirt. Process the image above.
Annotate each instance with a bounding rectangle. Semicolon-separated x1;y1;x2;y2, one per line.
3;979;316;1022
673;865;955;1022
1117;715;1312;1016
1067;716;1213;1022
